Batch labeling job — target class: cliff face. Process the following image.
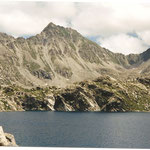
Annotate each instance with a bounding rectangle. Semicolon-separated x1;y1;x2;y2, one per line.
0;76;150;112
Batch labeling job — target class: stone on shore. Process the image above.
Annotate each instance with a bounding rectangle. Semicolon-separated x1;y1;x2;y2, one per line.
0;126;17;146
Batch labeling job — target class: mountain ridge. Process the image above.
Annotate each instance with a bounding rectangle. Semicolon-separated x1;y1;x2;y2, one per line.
0;22;149;88
0;22;150;112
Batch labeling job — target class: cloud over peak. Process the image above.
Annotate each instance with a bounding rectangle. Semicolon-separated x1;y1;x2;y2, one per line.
0;1;150;54
98;34;149;55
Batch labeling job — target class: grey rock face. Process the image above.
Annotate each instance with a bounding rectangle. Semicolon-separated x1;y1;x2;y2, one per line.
0;126;17;146
32;69;52;79
0;22;150;112
0;75;150;112
1;22;149;88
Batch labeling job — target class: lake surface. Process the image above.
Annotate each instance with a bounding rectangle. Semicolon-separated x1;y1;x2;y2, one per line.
0;111;150;148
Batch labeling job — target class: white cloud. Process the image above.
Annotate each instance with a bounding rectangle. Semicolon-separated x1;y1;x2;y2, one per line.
98;34;149;55
137;30;150;46
0;0;150;54
0;1;77;37
71;1;150;37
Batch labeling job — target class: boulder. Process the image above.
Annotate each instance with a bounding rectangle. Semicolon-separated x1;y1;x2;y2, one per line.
0;126;17;146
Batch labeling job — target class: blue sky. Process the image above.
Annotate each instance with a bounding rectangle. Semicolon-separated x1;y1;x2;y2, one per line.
0;0;150;54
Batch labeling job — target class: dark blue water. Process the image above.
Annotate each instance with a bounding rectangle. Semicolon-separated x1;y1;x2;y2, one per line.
0;111;150;148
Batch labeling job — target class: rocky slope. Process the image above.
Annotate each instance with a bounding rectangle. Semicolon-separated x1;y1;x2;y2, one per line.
0;22;148;88
0;76;150;112
0;22;150;112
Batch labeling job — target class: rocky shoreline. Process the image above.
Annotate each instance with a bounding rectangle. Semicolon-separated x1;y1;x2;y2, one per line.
0;76;150;112
0;126;17;146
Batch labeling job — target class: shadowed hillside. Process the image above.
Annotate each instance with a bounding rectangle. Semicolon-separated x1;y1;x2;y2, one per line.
0;22;150;112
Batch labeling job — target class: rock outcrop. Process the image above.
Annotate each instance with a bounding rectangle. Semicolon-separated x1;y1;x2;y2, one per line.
0;22;150;112
0;76;150;112
0;22;150;88
0;126;17;146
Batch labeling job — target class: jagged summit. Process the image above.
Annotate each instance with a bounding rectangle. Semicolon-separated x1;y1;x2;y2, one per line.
140;48;150;62
0;32;13;37
42;22;69;34
1;22;150;112
0;22;149;87
41;22;80;39
42;22;58;32
0;32;15;43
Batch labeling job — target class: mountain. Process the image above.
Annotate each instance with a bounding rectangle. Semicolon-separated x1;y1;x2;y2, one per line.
1;22;148;88
0;22;150;112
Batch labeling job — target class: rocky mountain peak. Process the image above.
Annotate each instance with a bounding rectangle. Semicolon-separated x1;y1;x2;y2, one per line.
0;22;150;88
41;22;71;39
140;48;150;62
42;22;57;32
1;22;150;112
41;22;80;40
0;32;15;43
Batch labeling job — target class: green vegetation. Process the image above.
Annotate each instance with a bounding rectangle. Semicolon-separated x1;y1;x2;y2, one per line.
29;62;40;71
54;65;73;79
23;55;40;71
59;27;70;38
79;43;102;64
29;48;37;60
0;76;150;111
69;42;76;50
